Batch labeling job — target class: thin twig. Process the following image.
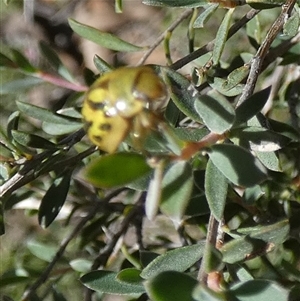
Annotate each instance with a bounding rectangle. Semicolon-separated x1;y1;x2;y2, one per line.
21;188;125;301
197;214;220;283
170;9;260;70
137;9;193;66
0;130;92;199
261;31;300;72
237;0;297;106
84;196;144;301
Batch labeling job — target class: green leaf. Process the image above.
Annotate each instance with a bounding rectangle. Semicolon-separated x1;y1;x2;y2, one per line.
27;240;58;262
212;9;234;65
194;4;219;28
205;159;228;221
68;18;143;52
145;271;198;301
115;0;123;12
231;279;289;301
222;65;250;90
162;67;203;122
16;101;81;125
11;130;56;149
164;98;181;126
235;265;254;282
221;219;289;263
38;170;72;228
141;243;205;279
117;268;143;284
194;95;235;134
0;163;10;182
193;284;227;301
39;41;75;82
7;111;20;142
255;151;281;172
85;152;151;188
11;49;37;73
160;161;194;223
0;77;43;94
173;127;209;142
93;55;114;73
42;121;82;135
243;185;265;205
142;0;208;7
69;259;93;273
283;11;300;37
234;87;271;126
268;118;300;141
209;77;244;96
80;270;145;296
230;127;291;152
209;144;268;187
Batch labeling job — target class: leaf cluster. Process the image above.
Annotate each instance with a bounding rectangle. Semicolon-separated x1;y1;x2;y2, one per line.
1;1;300;301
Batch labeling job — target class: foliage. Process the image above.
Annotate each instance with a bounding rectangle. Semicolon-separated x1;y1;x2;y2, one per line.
1;0;300;301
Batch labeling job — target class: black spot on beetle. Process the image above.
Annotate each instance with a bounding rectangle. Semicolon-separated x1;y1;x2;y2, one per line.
99;123;111;131
93;135;102;142
87;99;105;111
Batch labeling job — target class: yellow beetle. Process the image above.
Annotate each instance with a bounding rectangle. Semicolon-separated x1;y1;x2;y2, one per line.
82;66;168;153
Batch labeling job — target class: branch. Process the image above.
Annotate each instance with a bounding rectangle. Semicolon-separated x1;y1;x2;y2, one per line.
84;195;145;301
197;215;224;284
0;130;93;199
170;9;260;70
237;0;297;106
21;188;125;301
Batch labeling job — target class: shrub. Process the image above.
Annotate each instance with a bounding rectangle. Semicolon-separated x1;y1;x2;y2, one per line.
1;1;300;301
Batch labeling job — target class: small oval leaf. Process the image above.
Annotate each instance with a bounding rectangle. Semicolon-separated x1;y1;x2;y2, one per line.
81;270;145;296
230;127;291;152
234;87;271;126
141;242;205;279
160;161;194;223
222;65;250;91
162;67;203;122
117;268;143;284
205;159;228;221
27;240;58;262
85;152;151;188
194;95;235;134
209;144;268;187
